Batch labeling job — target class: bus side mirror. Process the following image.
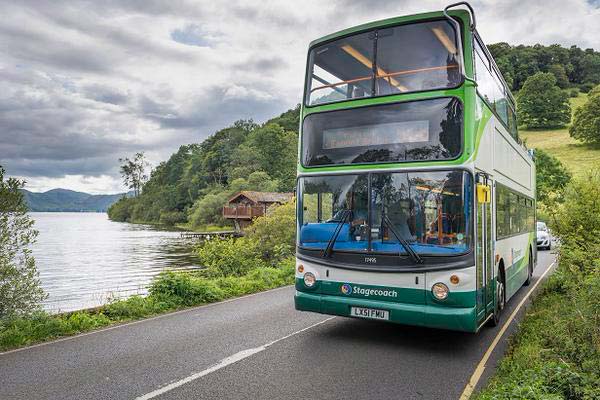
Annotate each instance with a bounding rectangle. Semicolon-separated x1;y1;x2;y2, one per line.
477;183;491;204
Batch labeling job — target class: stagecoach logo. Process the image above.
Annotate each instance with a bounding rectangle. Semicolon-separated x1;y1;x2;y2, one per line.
341;284;353;295
340;283;398;298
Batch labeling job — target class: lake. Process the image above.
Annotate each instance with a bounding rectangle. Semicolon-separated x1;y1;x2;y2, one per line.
30;212;201;313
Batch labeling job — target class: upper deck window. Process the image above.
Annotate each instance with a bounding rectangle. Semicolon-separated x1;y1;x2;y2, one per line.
306;20;462;106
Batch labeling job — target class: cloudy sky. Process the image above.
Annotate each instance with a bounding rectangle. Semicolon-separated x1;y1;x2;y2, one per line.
1;0;599;194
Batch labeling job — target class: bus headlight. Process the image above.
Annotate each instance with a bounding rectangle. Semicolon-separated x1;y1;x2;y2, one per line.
432;283;449;300
303;272;316;288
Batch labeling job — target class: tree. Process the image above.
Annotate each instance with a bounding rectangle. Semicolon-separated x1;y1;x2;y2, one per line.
119;152;149;197
0;167;46;318
534;149;572;203
517;72;571;129
569;87;600;145
548;64;569;89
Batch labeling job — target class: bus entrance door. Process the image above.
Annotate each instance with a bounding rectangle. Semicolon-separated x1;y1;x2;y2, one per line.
476;173;495;324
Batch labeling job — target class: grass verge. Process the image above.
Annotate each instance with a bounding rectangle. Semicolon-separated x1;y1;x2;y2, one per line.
0;259;294;352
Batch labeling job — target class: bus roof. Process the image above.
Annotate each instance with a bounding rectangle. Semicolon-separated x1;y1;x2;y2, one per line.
308;9;472;49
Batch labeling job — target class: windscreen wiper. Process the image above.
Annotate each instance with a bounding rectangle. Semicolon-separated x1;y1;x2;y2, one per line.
322;210;351;258
382;214;424;264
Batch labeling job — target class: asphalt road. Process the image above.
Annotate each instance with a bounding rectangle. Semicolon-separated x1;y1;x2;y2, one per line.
0;251;556;400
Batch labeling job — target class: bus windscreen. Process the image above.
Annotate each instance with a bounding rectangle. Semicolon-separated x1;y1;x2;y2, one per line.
306;20;461;106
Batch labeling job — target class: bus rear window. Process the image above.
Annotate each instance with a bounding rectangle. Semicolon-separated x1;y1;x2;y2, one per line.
302;97;462;167
306;20;461;106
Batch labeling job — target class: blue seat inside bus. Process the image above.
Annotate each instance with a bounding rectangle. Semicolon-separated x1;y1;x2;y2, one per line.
300;222;467;254
300;223;352;243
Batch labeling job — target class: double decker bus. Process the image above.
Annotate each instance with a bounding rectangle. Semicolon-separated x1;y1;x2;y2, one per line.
294;2;536;332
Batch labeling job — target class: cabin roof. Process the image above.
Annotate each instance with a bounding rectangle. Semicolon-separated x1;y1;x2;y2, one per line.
227;191;294;204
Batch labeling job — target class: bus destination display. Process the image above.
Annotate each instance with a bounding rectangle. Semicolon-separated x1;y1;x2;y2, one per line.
322;120;430;149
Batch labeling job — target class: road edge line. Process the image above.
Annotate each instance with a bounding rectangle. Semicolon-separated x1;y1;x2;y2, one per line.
458;259;556;400
0;284;293;357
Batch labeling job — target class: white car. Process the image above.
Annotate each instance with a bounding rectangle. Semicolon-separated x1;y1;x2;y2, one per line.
537;221;551;250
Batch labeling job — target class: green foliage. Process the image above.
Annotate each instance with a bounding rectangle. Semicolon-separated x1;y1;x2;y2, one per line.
119;152;149;197
476;173;600;400
579;82;595;93
197;237;269;277
567;88;580;98
548;64;569;89
569;89;600;145
188;188;231;227
245;200;296;262
149;271;225;306
550;171;600;259
517;73;571;129
534;149;572;204
489;43;600;92
0;167;47;319
158;210;187;227
588;85;600;97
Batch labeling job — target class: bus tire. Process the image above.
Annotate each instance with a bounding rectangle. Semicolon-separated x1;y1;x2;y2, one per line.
490;268;505;327
524;249;533;286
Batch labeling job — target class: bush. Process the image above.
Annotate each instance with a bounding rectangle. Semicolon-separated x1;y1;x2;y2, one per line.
0;167;47;319
149;271;225;305
588;84;600;97
245;200;296;264
579;82;595;93
517;72;571;129
197;237;268;277
569;89;600;145
188;189;231;228
567;88;580;98
107;196;134;222
159;210;187;226
534;149;572;204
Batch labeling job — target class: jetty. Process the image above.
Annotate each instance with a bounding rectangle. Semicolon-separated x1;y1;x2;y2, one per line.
179;230;242;240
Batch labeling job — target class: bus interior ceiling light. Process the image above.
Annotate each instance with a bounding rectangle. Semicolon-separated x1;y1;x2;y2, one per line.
430;27;457;54
304;272;316;288
340;44;408;92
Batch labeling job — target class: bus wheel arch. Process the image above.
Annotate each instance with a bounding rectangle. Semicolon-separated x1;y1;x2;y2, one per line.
490;261;506;327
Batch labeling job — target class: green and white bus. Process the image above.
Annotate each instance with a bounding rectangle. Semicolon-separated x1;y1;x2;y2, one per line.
294;2;537;332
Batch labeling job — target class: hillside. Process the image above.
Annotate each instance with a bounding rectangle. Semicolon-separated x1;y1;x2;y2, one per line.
108;106;300;227
521;94;600;177
22;188;127;212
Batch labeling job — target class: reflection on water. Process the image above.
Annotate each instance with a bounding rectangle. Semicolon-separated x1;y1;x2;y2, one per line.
30;212;202;313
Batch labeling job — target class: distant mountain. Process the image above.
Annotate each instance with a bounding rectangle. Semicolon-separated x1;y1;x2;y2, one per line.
21;188;129;212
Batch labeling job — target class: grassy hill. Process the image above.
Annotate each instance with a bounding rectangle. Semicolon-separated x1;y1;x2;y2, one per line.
22;188;128;212
521;94;600;177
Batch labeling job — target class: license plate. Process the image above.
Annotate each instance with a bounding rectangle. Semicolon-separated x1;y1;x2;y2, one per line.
350;306;389;321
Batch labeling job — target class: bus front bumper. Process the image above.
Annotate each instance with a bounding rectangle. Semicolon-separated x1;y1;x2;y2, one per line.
295;291;478;333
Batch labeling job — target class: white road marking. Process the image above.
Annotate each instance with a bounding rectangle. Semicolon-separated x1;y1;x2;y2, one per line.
459;258;556;399
0;285;293;357
135;316;336;400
